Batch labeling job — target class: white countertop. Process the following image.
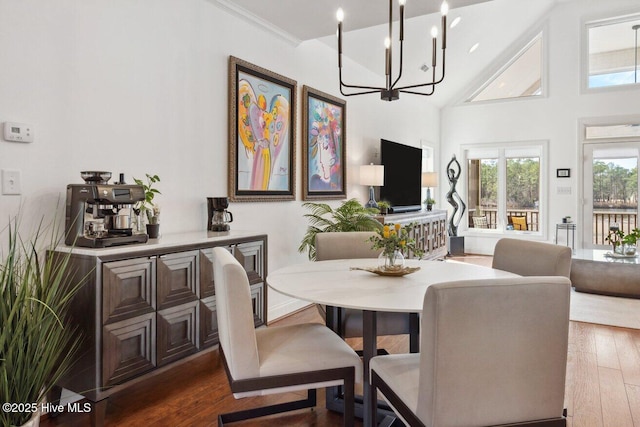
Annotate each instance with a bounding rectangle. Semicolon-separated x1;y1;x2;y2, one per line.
54;230;266;256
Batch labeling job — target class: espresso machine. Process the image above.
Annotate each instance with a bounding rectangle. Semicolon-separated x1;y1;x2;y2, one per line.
207;197;233;232
65;171;149;247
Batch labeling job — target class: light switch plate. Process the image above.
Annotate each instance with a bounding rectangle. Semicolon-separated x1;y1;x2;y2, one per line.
2;169;22;195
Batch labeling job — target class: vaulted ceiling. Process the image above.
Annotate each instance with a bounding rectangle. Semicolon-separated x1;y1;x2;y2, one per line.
214;0;560;107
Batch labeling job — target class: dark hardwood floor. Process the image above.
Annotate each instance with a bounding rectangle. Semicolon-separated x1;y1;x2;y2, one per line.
42;255;640;427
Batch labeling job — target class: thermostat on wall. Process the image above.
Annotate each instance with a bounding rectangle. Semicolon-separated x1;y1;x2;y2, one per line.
3;122;34;143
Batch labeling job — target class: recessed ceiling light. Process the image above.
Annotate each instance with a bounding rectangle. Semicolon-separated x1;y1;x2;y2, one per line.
450;16;461;28
469;43;479;53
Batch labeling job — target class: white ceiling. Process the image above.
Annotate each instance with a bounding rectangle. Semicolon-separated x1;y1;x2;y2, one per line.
215;0;559;107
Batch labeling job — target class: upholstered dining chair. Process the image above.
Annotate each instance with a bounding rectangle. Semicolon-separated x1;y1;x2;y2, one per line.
492;238;572;278
211;247;362;426
315;232;420;353
369;276;571;427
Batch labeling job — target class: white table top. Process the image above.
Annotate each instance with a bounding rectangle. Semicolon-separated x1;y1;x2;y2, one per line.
267;259;518;313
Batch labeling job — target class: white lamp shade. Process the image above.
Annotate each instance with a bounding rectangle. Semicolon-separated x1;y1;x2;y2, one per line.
422;172;438;187
360;164;385;186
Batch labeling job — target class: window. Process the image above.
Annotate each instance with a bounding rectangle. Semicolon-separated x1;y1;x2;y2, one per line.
586;14;640;89
467;33;544;103
465;142;547;234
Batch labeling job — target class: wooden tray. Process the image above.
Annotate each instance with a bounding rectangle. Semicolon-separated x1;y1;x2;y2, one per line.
350;266;421;277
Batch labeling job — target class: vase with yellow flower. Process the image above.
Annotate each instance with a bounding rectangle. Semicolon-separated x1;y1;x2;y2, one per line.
369;222;424;271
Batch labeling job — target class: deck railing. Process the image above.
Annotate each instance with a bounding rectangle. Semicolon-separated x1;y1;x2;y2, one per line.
469;208;539;231
468;208;638;245
592;211;638;245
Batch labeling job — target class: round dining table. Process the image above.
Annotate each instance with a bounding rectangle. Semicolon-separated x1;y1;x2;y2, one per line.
267;258;519;426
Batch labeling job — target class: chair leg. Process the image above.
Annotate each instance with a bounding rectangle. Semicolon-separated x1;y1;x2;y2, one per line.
343;370;355;427
409;313;420;353
218;389;317;425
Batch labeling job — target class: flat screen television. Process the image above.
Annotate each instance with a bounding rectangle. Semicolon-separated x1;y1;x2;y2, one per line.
379;139;422;213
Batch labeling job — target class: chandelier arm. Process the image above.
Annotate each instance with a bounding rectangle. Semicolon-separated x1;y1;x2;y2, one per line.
399;88;436;96
341;88;387;97
390;39;405;90
340;63;387;92
395;50;446;91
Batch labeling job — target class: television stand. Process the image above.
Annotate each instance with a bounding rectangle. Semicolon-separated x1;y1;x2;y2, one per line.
376;209;447;260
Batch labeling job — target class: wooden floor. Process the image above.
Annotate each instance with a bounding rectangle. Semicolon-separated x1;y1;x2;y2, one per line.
42;257;640;427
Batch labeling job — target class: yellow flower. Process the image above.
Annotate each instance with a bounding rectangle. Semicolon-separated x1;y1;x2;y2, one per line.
394;223;401;232
383;225;390;232
390;230;396;236
400;240;406;247
383;230;390;238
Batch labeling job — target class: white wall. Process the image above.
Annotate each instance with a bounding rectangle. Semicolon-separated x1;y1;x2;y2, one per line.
0;0;440;321
441;0;640;255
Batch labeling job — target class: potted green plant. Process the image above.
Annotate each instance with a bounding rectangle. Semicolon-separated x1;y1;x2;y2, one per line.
1;217;83;427
377;201;391;215
423;197;436;211
606;227;639;255
134;173;161;238
298;199;383;260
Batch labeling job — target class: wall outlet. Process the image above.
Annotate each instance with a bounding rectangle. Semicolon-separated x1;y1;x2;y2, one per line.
2;169;22;195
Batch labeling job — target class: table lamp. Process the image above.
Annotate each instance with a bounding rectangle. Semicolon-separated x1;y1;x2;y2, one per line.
422;172;438;203
360;163;384;209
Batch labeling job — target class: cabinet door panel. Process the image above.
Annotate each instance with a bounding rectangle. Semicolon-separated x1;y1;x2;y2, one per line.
199;246;232;298
103;257;156;324
157;301;199;366
199;296;218;349
235;241;264;285
250;283;265;327
102;313;156;387
157;251;199;310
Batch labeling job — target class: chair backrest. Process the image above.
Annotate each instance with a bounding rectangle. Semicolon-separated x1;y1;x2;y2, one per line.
472;216;488;229
492;238;572;278
417;276;571;427
212;247;260;380
508;215;528;230
315;231;379;261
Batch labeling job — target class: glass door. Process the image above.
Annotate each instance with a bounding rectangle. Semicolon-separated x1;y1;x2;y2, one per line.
582;142;639;248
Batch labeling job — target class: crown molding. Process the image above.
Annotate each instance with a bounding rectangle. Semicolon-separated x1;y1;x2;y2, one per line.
211;0;302;47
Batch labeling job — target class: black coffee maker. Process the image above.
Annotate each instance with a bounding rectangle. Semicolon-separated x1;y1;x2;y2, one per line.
207;197;233;231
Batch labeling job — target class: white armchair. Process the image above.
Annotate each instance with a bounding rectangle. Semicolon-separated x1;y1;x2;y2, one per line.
370;276;571;427
212;247;362;426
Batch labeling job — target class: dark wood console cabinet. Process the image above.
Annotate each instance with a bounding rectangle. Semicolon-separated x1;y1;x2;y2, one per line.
51;231;267;426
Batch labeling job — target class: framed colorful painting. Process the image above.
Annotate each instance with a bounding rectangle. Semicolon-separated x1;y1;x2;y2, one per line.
302;85;347;200
228;56;297;202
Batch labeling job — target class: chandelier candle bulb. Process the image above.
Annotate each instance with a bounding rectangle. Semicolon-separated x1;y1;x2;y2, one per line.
440;1;448;49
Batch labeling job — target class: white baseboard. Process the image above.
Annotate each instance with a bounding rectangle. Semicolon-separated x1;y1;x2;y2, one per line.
268;299;311;323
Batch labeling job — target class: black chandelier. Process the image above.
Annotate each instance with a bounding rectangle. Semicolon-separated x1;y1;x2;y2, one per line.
336;0;449;101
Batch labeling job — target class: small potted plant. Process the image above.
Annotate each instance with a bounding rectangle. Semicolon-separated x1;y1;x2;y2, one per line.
377;201;391;215
423;197;436;211
134;173;161;238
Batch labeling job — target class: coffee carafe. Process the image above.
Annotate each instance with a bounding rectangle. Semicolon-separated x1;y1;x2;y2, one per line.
207;197;233;232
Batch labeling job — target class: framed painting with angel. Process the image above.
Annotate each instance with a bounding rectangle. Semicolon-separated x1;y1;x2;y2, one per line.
228;56;297;201
302;86;346;200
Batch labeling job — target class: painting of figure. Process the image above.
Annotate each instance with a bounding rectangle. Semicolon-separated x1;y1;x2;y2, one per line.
229;57;297;202
302;86;347;200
